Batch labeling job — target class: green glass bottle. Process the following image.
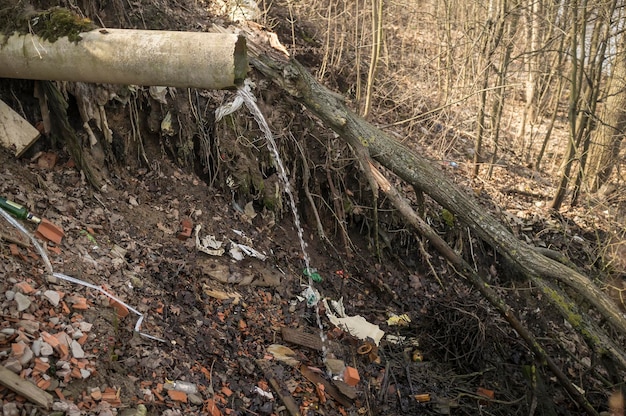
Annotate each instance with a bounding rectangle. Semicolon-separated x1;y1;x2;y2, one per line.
0;197;41;224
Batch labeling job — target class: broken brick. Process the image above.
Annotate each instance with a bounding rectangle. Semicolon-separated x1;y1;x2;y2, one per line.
203;398;223;416
33;358;50;374
41;331;60;348
343;366;360;387
167;389;188;403
15;281;35;294
109;299;130;318
177;218;193;240
11;341;27;359
9;244;20;257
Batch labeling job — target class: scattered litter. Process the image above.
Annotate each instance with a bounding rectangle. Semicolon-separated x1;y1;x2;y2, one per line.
414;393;431;403
243;201;257;221
161;111;175;136
0;98;41;157
387;313;411;326
229;241;267;261
324;358;345;376
195;225;225;256
323;298;384;346
165;380;198;394
300;286;321;307
357;341;379;363
342;366;360;386
80;229;98;249
477;387;495;401
0;197;64;244
196;226;266;260
202;285;242;305
177;218;193;240
385;334;406;344
254;386;274;400
303;268;322;282
149;86;170;104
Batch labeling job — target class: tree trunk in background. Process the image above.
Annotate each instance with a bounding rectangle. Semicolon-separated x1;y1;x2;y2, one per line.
472;0;506;177
550;0;586;210
487;4;519;178
518;0;540;161
571;0;615;205
586;25;626;192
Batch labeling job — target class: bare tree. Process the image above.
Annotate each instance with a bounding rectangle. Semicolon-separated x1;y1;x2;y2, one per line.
586;5;626;192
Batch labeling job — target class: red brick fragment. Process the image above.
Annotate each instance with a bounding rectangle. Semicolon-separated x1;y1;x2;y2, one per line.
41;331;60;348
177;218;193;240
15;281;35;294
55;388;65;400
71;297;89;310
36;378;51;390
167;389;188;403
33;358;50;374
343;366;360;387
110;299;129;318
203;398;223;416
11;342;27;359
9;244;20;257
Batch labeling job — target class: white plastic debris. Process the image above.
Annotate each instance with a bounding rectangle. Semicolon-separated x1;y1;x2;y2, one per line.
323;298;385;346
254;386;274;400
300;286;321;307
229;241;267;261
195;225;225;256
215;80;255;122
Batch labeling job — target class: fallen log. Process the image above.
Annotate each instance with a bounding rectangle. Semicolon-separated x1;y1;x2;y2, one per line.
240;28;625;335
215;21;626;395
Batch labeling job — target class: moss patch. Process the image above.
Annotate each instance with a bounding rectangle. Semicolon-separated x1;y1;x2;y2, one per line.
0;6;94;43
30;8;95;43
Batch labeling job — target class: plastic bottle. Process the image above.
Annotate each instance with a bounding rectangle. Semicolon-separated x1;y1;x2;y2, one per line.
171;380;198;394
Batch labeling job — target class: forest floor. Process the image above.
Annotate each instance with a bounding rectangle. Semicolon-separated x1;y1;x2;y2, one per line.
1;1;626;416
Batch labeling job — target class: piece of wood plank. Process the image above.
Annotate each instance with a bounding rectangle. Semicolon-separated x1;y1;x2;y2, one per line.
0;365;53;409
255;359;301;416
299;365;353;408
281;327;343;353
0;99;41;157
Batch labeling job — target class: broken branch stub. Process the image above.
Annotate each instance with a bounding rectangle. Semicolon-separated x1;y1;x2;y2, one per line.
0;29;248;90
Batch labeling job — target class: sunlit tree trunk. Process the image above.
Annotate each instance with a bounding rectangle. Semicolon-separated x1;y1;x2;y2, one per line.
518;0;541;161
488;3;520;178
551;0;587;210
571;0;615;205
586;10;626;192
472;0;506;177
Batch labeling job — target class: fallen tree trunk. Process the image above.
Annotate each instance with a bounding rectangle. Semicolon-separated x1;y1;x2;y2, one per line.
222;23;626;368
251;51;626;336
0;29;247;89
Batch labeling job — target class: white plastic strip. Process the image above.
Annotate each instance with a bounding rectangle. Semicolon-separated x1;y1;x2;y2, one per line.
0;207;165;342
0;207;53;274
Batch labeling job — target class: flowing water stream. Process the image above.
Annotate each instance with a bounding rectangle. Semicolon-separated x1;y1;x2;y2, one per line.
237;86;330;364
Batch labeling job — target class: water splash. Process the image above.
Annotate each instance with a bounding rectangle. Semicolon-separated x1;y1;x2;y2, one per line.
237;86;329;362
